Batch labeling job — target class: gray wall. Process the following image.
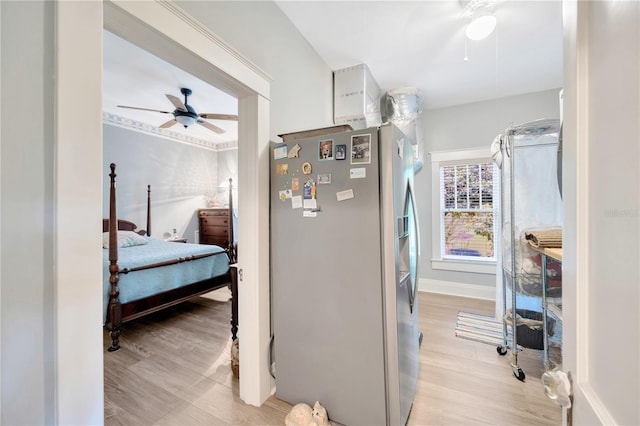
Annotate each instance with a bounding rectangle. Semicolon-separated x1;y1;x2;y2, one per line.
0;1;56;424
176;1;334;139
415;88;561;289
103;124;219;243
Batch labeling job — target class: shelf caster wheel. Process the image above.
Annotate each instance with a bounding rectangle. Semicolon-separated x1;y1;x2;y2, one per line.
512;366;525;382
497;345;507;356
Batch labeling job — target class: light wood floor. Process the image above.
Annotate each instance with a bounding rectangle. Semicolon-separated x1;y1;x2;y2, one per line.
104;290;561;425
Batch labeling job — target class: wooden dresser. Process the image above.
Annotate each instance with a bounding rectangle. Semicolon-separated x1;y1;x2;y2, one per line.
198;208;230;247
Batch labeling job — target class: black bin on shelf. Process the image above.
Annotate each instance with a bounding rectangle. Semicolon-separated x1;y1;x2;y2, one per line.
507;309;556;350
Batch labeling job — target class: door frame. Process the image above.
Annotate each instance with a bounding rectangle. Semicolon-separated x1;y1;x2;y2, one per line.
563;1;639;424
103;0;273;407
55;1;272;422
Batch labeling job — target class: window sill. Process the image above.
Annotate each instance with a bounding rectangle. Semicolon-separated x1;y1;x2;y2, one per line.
431;258;497;275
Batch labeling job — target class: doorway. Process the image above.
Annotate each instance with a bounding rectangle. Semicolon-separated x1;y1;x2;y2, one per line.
101;0;273;407
55;2;272;422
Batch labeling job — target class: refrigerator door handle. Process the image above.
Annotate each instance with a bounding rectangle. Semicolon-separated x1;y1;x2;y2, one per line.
405;182;420;313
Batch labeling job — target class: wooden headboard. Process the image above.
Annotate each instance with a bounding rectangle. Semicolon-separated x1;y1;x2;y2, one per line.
102;219;145;235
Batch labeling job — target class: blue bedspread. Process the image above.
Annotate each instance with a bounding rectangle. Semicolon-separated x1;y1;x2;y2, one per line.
103;237;230;323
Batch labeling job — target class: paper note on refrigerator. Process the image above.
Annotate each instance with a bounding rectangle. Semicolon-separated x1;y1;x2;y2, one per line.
350;168;366;179
291;195;303;209
336;189;355;201
303;198;317;209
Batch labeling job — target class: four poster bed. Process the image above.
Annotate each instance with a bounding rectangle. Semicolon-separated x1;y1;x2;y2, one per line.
103;163;238;352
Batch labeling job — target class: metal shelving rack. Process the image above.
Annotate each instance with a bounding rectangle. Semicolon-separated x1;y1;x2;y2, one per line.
527;245;563;370
496;118;562;381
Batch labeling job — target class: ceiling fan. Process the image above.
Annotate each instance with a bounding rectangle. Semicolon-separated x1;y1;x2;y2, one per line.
117;87;237;134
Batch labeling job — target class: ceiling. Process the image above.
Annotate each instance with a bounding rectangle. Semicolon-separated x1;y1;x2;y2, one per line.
276;0;563;110
102;30;239;147
102;1;563;145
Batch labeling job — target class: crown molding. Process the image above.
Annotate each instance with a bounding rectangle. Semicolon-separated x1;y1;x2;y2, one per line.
103;112;238;151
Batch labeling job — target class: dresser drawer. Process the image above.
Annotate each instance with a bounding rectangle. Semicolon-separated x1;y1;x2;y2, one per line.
198;209;229;218
200;236;228;246
199;216;230;227
200;224;229;237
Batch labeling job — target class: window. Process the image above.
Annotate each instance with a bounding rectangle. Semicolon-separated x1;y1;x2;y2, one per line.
430;147;499;274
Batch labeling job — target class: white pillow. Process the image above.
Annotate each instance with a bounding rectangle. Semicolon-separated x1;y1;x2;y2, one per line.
102;231;148;249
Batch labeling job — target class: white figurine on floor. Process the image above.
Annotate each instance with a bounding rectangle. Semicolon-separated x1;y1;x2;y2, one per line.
284;401;329;426
231;338;239;379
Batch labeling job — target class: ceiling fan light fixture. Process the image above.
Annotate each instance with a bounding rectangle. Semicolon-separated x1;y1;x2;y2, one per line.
117;88;236;134
466;13;496;41
175;114;196;128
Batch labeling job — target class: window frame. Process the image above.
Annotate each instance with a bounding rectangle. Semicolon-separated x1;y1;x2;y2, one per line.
430;147;498;274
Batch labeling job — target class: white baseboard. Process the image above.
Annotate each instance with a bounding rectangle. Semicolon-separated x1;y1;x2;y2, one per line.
418;278;496;301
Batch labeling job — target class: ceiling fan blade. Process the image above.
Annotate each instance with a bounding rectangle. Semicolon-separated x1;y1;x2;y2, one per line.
198;113;238;121
159;119;177;129
165;94;187;112
197;119;225;134
117;105;172;114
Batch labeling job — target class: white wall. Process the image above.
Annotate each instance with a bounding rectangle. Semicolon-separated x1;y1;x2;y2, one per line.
0;2;57;424
415;89;560;295
103;124;219;242
583;7;639;421
0;0;104;423
175;1;334;139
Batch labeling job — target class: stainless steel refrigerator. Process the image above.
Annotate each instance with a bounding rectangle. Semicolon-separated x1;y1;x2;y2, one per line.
270;123;421;426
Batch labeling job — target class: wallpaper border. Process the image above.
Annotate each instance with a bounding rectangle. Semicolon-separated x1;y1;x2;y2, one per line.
103;112;238;151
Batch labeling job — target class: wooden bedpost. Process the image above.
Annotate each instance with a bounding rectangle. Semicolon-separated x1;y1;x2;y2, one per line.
230;265;238;340
227;178;236;264
107;163;122;351
146;184;151;237
227;178;238;340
